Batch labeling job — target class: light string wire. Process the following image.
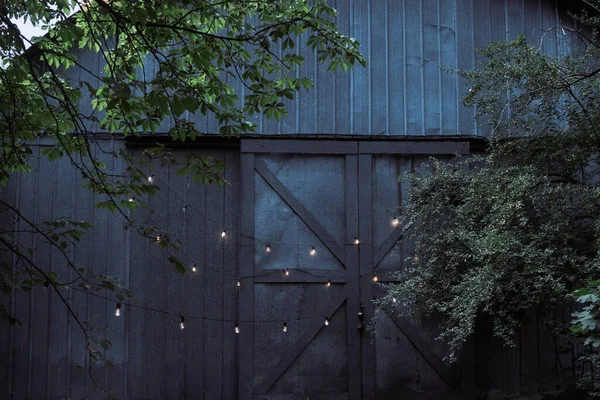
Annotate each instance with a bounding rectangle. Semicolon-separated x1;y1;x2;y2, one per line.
138;174;402;282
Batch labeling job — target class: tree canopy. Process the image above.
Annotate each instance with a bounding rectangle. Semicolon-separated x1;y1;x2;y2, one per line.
0;0;364;384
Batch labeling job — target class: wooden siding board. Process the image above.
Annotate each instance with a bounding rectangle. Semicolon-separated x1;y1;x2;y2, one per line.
223;149;241;399
370;0;388;135
405;0;424;135
203;149;225;400
440;0;458;135
105;140;128;398
456;0;476;136
388;0;406;135
166;161;185;398
344;155;361;400
334;0;352;135
298;34;317;135
358;154;376;398
352;0;370;134
239;153;255;400
241;139;358;154
184;152;206;399
423;0;441;135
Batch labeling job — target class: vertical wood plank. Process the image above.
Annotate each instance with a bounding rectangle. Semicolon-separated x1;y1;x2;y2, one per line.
440;0;458;135
359;154;375;398
388;0;405;135
423;0;441;135
370;0;388;135
345;155;361;400
223;149;241;399
352;0;370;134
239;152;255;400
204;149;225;400
405;0;424;135
456;0;475;135
335;0;351;135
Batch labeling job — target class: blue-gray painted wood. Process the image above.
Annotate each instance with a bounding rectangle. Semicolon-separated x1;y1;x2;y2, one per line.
52;0;583;137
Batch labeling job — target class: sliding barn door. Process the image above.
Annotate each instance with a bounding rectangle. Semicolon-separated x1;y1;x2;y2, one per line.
239;140;471;400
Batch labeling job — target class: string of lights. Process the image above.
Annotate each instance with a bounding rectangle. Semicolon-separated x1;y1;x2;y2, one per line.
68;285;338;332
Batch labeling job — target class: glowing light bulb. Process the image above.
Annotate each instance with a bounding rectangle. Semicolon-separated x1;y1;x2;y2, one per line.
284;269;289;276
372;275;378;282
115;303;121;317
128;197;135;202
155;235;161;242
179;317;185;330
237;279;241;287
265;244;271;253
283;321;288;333
148;174;154;184
221;230;226;238
392;216;399;227
326;279;331;287
235;323;240;334
392;297;397;303
182;205;187;213
310;246;316;256
354;237;360;245
192;264;197;273
324;316;329;326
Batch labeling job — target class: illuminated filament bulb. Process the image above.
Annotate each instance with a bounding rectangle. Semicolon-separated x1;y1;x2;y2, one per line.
235;322;240;334
115;303;121;317
326;279;331;287
182;205;187;213
221;230;226;238
392;216;399;227
354;237;360;245
284;269;290;276
392;297;397;303
310;246;316;256
324;316;330;326
237;278;241;287
128;197;135;202
265;244;271;253
191;264;197;273
155;235;161;242
179;316;185;330
148;174;154;184
283;321;288;333
372;275;378;282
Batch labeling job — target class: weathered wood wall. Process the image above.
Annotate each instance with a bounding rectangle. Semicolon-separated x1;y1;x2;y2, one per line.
67;0;583;137
0;139;241;400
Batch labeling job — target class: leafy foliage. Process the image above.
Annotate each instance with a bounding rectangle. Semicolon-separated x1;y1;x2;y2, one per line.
377;6;600;362
0;0;363;390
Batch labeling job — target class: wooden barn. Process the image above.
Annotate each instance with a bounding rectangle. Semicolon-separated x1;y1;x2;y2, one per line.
0;0;593;399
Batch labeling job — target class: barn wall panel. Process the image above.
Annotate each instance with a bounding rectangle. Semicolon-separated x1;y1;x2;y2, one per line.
0;140;240;400
54;0;581;138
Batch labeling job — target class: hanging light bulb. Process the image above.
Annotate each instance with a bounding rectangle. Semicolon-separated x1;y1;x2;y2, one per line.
179;316;185;330
324;316;330;326
191;264;197;273
284;269;289;276
392;297;397;303
326;278;331;287
310;246;316;256
155;234;161;242
265;243;271;253
237;278;241;287
354;237;360;245
128;197;135;202
235;322;240;334
372;274;378;282
182;205;188;213
392;216;399;227
283;321;288;333
115;303;121;317
221;230;226;238
148;174;154;184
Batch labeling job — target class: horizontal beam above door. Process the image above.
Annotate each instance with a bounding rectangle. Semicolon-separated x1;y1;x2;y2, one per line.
241;139;470;155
